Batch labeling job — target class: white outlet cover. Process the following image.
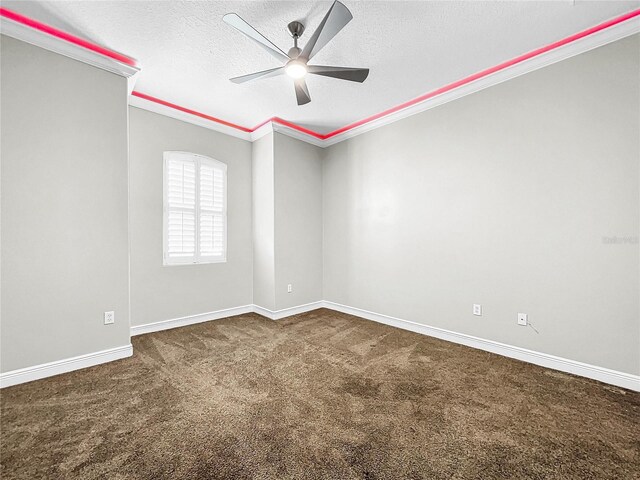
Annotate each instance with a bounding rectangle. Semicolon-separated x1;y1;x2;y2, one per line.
287;284;292;293
104;311;115;325
473;304;482;316
518;313;528;326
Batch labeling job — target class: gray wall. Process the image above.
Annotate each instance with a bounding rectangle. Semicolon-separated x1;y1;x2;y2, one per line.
252;133;276;310
323;35;640;374
274;133;323;310
128;108;253;326
1;36;130;372
252;132;323;311
2;31;637;379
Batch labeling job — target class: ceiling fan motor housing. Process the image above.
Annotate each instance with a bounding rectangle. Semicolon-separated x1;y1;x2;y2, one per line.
288;46;302;58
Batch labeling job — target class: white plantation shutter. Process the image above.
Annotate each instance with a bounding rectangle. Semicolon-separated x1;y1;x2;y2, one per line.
199;161;225;259
164;152;227;265
166;156;196;260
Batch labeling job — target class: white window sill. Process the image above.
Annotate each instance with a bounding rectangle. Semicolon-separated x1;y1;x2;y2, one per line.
163;257;227;266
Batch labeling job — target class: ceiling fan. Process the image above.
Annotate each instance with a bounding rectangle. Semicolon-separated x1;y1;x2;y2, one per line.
223;1;369;106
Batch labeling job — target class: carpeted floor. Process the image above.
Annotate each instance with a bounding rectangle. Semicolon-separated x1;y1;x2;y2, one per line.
1;309;639;479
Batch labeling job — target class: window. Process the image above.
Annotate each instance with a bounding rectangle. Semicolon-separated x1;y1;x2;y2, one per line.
163;151;227;265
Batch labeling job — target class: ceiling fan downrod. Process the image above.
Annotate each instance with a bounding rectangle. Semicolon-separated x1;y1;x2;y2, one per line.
287;21;305;57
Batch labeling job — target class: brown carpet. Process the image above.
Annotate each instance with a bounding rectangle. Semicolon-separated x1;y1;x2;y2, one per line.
1;308;639;479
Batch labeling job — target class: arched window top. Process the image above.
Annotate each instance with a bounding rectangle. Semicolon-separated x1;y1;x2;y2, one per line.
165;151;227;171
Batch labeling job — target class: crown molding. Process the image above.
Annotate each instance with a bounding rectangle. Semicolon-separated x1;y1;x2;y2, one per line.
0;11;139;80
250;121;274;142
128;92;324;146
125;8;639;149
128;93;252;141
320;10;640;146
3;6;637;148
272;122;326;147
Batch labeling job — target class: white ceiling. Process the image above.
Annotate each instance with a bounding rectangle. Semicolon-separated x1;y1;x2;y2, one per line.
5;1;639;133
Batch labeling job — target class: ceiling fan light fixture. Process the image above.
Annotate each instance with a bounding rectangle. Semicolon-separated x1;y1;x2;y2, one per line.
285;60;307;79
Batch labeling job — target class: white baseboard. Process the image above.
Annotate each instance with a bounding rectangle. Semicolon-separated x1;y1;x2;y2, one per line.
128;301;640;391
322;301;640;392
4;301;636;392
130;302;324;336
0;344;132;389
130;304;254;336
253;301;324;320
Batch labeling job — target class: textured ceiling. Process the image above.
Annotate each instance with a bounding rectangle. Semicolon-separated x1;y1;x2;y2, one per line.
4;1;639;133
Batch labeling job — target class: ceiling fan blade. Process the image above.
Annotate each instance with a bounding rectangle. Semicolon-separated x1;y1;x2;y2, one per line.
300;1;353;61
294;79;311;105
308;65;369;83
230;67;285;84
223;13;289;63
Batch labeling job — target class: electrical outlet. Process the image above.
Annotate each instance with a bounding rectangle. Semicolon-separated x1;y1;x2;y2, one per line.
287;284;293;293
518;313;528;326
473;304;482;316
104;311;115;325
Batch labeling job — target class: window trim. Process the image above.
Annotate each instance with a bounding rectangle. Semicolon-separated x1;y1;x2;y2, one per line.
163;151;227;266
